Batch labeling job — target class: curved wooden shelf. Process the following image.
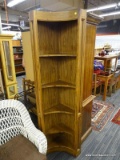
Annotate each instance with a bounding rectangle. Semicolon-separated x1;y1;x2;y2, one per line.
46;123;74;135
16;71;25;75
15;64;22;67
48;138;74;152
39;54;76;57
13;46;22;48
14;58;22;60
44;103;74;115
14;52;23;54
42;80;75;88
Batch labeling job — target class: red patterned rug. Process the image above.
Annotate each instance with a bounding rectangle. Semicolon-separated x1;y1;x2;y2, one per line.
111;109;120;125
91;100;115;131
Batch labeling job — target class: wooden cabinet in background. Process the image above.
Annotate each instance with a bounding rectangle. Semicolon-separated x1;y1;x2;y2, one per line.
29;10;101;156
12;40;25;75
0;35;18;99
22;31;34;81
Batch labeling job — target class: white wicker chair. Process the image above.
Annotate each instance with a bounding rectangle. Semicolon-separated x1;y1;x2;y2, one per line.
0;99;47;155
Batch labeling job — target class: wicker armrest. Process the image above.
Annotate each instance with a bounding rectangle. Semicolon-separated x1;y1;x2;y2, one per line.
0;100;47;155
26;126;47;155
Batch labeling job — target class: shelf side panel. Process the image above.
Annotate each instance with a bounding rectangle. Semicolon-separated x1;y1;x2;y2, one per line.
81;101;92;139
83;24;96;100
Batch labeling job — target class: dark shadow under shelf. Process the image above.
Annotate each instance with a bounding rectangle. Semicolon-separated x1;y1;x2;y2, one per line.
47;133;74;151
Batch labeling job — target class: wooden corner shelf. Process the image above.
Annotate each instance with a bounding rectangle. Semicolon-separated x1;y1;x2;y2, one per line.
47;133;76;155
12;40;25;75
46;123;74;135
42;80;75;88
44;103;74;115
29;9;101;156
39;54;76;57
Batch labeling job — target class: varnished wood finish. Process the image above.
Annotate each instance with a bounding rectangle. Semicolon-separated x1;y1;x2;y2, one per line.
0;35;18;99
13;41;25;75
83;24;97;100
97;74;114;101
0;69;4;98
29;10;79;21
81;15;101;141
29;10;101;156
22;32;34;81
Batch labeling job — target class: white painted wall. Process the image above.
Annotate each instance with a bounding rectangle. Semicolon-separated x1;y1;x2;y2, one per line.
95;35;120;50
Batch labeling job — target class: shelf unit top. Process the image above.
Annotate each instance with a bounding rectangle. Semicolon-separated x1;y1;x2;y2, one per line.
29;9;86;22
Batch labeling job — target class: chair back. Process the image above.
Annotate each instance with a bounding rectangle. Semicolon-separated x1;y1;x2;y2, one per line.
0;100;30;145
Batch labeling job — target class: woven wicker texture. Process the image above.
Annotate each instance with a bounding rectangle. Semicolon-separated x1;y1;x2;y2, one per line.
0;99;47;154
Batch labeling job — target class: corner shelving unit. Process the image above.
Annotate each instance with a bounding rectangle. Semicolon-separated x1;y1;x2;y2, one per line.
12;40;25;75
29;9;101;156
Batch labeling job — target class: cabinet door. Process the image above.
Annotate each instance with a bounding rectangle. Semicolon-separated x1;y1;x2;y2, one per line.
0;39;16;83
0;37;18;99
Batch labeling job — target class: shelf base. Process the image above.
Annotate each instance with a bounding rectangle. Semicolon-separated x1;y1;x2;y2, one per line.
47;146;81;157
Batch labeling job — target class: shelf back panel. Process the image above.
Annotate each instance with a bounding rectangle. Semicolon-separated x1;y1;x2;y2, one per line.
40;57;76;85
42;88;75;112
38;21;77;55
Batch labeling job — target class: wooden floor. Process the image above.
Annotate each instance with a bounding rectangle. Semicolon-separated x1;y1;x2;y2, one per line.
47;90;120;160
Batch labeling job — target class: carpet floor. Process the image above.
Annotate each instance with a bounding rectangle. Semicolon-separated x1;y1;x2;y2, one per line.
92;100;115;131
111;109;120;125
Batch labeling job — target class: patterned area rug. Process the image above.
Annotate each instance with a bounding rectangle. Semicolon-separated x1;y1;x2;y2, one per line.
111;109;120;125
91;100;115;131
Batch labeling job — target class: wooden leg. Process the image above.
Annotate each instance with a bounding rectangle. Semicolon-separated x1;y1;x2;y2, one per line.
108;84;112;97
94;87;96;95
112;84;116;93
103;79;108;101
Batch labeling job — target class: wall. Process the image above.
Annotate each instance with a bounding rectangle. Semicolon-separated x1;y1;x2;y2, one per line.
95;35;120;49
95;19;120;49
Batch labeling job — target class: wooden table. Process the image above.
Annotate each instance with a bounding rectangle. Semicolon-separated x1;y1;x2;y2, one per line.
97;74;113;101
94;55;118;71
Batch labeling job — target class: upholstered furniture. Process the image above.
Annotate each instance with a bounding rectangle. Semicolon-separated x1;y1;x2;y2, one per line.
0;99;47;160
